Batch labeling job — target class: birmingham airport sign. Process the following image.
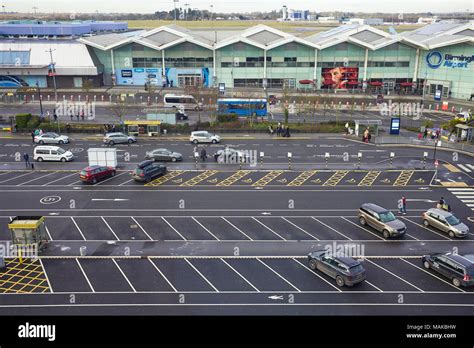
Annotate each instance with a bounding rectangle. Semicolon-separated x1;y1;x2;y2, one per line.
426;51;474;69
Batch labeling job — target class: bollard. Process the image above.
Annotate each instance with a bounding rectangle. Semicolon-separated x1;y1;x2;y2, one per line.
80;246;87;256
325;153;330;168
147;96;151;106
260;152;264;168
423;152;428;170
357;152;362;170
101;95;104;102
70;95;74;102
390;152;395;168
194;152;199;169
240;156;243;170
47;95;50;102
288;152;292;170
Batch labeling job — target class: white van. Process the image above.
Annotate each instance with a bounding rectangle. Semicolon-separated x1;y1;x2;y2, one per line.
163;94;202;111
34;146;74;162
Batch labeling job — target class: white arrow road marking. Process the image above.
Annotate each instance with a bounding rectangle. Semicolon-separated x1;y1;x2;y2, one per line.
268;295;284;300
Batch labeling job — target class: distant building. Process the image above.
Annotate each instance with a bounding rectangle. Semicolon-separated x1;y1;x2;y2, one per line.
280;6;310;21
344;18;384;26
318;17;338;24
417;16;440;25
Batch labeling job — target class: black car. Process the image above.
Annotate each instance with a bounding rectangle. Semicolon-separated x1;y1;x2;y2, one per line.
422;252;474;287
132;160;167;183
308;250;366;287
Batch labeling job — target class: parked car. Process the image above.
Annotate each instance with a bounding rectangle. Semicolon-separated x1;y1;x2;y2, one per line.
132;160;167;183
422;252;474;287
422;208;469;238
103;132;136;145
307;250;366;287
34;146;74;162
213;147;250;163
176;110;188;121
34;132;70;145
190;131;220;144
145;149;183;162
358;203;406;239
79;166;116;184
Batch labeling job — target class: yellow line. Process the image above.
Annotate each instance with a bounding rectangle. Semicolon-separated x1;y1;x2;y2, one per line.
443;164;461;173
252;170;284;187
358;171;381;186
322;171;349;186
288;170;318;186
145;170;186;187
217;170;251;186
180;170;219;187
393;170;414;187
440;182;468;187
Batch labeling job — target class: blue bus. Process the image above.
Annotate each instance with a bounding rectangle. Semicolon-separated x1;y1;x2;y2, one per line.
217;98;267;117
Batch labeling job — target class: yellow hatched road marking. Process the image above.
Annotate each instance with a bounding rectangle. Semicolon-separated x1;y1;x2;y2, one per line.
0;258;50;294
393;170;414;186
180;170;219;187
443;164;461;173
217;170;251;186
322;171;349;186
359;171;381;186
440;182;468;187
252;171;284;187
145;170;186;187
288;170;318;186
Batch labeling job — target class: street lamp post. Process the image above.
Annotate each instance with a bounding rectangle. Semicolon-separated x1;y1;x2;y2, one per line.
46;48;59;132
173;0;179;22
36;82;43;118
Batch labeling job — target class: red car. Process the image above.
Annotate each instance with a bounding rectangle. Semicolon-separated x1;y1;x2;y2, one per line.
79;165;116;184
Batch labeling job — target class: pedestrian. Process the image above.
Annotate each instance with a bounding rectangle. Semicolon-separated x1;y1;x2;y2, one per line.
31;131;35;143
39;128;43;136
402;196;407;215
268;124;274;135
193;145;198;155
70;111;73;121
23;153;30;168
281;125;286;137
397;198;403;214
81;110;85;121
112;124;116;132
345;122;349;135
276;122;281;137
76;112;80;121
285;125;290;138
66;123;71;133
200;148;207;162
423;129;428;138
53;112;58;122
46;111;50;120
367;131;372;143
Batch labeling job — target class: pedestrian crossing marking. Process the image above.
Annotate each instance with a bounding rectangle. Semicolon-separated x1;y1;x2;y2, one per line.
323;171;349;186
457;164;473;173
359;171;381;186
217;170;251;187
145;170;186;187
443;164;461;172
180;170;219;187
447;188;474;211
288;170;317;187
393;170;414;186
252;171;284;187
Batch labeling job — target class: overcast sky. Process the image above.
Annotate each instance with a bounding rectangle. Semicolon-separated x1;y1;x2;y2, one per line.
5;0;474;13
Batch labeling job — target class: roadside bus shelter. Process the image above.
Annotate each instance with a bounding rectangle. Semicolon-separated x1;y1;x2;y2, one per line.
354;120;383;137
124;120;162;137
7;216;48;253
454;123;473;143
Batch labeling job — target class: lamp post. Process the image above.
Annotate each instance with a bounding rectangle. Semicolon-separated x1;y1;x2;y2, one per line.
173;0;179;22
36;82;43;118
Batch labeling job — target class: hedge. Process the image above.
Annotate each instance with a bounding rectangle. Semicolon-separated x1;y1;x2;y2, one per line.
15;114;32;128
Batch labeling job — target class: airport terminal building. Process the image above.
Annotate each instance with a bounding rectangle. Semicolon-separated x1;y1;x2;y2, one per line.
1;21;473;100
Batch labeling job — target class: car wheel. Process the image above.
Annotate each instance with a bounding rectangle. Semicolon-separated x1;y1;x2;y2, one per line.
382;229;390;239
37;157;43;162
128;139;133;144
448;231;455;238
39;140;44;145
359;217;366;226
92;178;97;184
308;259;317;270
423;219;430;227
171;157;177;162
212;139;217;144
193;139;198;144
60;157;66;162
335;276;345;287
109;141;115;146
452;278;461;287
58;140;64;145
423;261;430;269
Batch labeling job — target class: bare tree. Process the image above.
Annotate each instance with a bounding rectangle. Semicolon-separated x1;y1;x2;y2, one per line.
110;96;128;130
184;84;205;125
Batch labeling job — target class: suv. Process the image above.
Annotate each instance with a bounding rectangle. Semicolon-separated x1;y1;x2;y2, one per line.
103;132;136;145
190;131;220;144
422;252;474;287
358;203;406;239
308;250;366;287
132;160;167;183
422;208;469;238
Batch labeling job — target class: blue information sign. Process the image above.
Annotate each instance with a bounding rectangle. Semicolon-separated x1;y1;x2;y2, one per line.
390;117;401;135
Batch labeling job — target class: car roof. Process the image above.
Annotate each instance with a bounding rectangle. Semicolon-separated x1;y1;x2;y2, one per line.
361;203;389;213
427;208;453;217
334;256;360;267
137;160;154;168
105;132;124;136
35;145;60;149
82;165;108;171
443;253;474;267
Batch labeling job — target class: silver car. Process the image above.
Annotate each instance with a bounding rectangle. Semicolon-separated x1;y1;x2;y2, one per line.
422;208;469;238
103;132;136;145
358;203;406;239
34;132;70;145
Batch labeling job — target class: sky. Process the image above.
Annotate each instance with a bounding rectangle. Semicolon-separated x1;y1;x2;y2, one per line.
4;0;474;14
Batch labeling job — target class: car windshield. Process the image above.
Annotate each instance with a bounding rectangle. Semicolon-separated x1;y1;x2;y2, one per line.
80;170;88;175
446;215;461;225
57;148;66;155
379;211;396;223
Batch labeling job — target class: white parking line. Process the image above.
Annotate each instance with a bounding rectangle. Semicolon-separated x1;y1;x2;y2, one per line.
252;217;286;240
365;280;383;292
94;172;127;186
45;225;54;241
0;171;34;184
17;172;57;186
311;217;352;240
161;217;187;241
292;258;342;292
257;259;301;292
221;217;253;240
130;217;153;240
147;259;178;292
192;217;219;240
111;259;136;293
365;259;423;292
38;259;53;293
400;258;466;293
70;217;87;241
68;180;82;186
220;259;260;292
101;217;120;240
281;217;319;240
119;178;134;186
43;172;77;186
75;259;95;292
341;217;385;240
184;258;219;292
400;217;451;240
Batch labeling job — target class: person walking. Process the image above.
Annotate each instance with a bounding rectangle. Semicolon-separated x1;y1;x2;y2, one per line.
200;148;207;162
281;125;286;137
276;123;281;137
76;112;80;121
23;153;30;168
397;198;404;214
268;124;274;135
31;131;35;143
285;125;291;138
401;196;407;215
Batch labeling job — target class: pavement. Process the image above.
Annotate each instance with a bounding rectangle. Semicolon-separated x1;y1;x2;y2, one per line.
0;135;474;315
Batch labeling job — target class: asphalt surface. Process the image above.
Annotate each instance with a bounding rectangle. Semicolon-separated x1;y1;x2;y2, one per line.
0;136;473;315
